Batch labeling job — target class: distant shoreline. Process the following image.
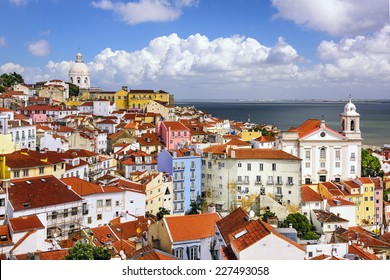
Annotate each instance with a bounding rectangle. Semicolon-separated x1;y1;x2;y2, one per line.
176;99;390;104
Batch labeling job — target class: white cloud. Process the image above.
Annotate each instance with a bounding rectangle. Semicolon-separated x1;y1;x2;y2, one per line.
3;31;390;99
91;0;198;24
26;40;51;57
0;63;24;74
9;0;29;6
317;25;390;81
0;37;6;47
271;0;389;36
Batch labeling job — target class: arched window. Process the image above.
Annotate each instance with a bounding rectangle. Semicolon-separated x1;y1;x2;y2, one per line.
70;77;73;83
320;148;326;159
351;120;355;131
341;120;345;130
77;77;81;84
84;77;88;85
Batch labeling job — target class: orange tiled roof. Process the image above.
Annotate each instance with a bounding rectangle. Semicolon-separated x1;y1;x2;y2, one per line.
327;197;356;207
164;212;220;242
61;177;123;196
230;148;301;160
8;215;44;233
130;245;177;260
302;186;323;202
8;175;83;211
162;121;190;131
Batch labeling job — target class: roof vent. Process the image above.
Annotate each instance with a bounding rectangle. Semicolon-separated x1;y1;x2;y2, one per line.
26;181;32;185
233;229;248;240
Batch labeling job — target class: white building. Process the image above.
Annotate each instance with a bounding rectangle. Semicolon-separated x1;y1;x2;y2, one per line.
5;176;84;241
40;133;69;152
202;146;301;212
277;99;362;184
61;177;145;228
215;207;306;260
325;197;356;227
68;52;90;89
93;99;113;117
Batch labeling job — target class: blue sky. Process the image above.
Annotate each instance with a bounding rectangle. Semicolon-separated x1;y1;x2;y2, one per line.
1;0;389;100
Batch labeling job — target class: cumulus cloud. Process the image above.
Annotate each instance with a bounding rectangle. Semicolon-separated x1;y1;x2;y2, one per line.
0;37;6;47
317;25;390;80
3;31;390;99
91;0;199;24
26;40;51;57
271;0;389;36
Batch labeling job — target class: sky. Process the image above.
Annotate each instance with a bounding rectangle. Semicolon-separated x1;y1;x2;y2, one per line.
0;0;390;100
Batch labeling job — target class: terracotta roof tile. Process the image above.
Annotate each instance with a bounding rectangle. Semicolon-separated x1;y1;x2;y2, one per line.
231;148;301;160
162;121;190;131
302;186;323;202
8;215;44;233
8;175;83;211
61;177;123;196
164;213;220;242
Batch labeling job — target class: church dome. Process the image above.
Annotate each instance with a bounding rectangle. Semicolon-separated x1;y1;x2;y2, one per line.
69;52;90;76
343;97;359;116
68;51;91;89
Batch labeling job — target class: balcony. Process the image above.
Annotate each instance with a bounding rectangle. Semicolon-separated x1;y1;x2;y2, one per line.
255;181;262;185
173;166;185;171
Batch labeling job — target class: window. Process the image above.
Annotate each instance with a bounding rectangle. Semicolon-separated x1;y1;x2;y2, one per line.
272;163;276;171
247;163;251;171
320;148;326;159
174;248;183;259
0;199;5;207
351;165;355;173
277;176;282;185
244;176;249;184
116;201;120;206
51;211;57;220
305;162;310;168
287;177;293;185
106;199;112;207
14;171;20;178
335;162;340;168
71;207;77;216
97;200;103;208
237;176;242;183
97;214;102;220
189;246;198;260
39;167;44;174
350;152;356;161
238;162;242;168
267;176;273;185
319;175;326;182
335;150;341;161
23;169;29;177
259;163;263;171
256;176;262;183
305;151;310;160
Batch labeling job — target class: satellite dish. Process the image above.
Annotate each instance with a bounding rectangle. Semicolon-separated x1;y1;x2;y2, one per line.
249;210;255;218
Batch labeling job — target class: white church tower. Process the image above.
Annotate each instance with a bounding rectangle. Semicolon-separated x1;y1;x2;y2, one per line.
68;51;90;89
340;96;361;140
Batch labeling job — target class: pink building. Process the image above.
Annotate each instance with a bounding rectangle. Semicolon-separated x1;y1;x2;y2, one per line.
32;113;47;123
158;121;191;150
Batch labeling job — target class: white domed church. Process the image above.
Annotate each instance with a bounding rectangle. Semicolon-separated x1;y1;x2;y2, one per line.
68;52;90;89
277;98;362;184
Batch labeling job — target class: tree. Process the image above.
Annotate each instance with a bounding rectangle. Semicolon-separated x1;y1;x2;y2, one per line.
261;210;276;222
186;201;201;215
361;149;382;177
0;72;24;92
156;207;170;221
93;246;112;260
65;241;111;260
67;82;80;97
280;213;319;240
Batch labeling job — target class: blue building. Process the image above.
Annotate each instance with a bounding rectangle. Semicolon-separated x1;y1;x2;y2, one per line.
157;148;202;215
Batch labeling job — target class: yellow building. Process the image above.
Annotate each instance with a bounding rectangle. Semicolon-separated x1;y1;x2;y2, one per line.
115;89;129;110
238;130;261;142
318;179;376;225
114;88;172;111
0;152;53;180
0;134;17;154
